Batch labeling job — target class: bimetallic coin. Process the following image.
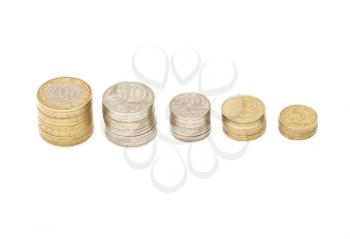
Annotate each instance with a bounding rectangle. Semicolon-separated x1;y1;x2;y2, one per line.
37;77;92;112
37;77;94;146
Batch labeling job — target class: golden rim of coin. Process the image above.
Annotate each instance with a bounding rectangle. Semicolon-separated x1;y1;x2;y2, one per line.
222;95;265;124
279;104;318;131
37;77;92;112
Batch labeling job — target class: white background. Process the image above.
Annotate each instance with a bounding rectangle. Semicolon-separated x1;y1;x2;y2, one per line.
0;0;350;238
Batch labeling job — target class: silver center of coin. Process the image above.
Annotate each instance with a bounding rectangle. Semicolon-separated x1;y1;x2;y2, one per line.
46;82;83;107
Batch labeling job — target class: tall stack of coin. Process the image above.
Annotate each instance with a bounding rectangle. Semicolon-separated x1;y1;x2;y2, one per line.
221;95;266;141
170;92;211;142
37;77;94;146
102;81;157;147
279;104;318;140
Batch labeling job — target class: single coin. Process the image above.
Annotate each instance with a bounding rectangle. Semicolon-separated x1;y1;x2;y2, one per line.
279;105;318;131
103;81;154;116
170;92;210;120
171;123;210;137
279;127;317;140
105;126;157;147
223;120;266;136
171;127;211;142
222;95;265;124
223;125;266;141
106;120;157;137
37;77;92;112
38;101;93;118
38;111;93;127
39;122;93;137
222;115;265;131
39;127;94;146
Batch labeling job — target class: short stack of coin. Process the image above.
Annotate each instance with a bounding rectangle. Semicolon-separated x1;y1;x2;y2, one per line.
102;81;157;147
279;104;318;140
37;77;94;146
170;92;211;142
221;95;266;141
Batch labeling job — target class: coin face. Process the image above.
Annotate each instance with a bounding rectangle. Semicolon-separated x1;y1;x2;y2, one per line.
222;95;265;123
170;92;210;119
103;81;154;115
37;77;92;111
279;105;317;130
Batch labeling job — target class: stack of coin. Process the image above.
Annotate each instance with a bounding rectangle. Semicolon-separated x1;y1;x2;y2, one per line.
102;81;157;147
222;95;266;141
279;104;318;140
170;92;211;142
37;77;94;146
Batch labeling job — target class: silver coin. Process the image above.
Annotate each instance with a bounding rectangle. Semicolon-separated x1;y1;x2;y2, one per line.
103;81;154;116
105;126;157;147
171;127;211;142
170;92;210;120
169;92;211;141
102;81;157;147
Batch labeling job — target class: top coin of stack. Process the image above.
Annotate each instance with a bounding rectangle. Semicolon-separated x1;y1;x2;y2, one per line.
37;77;94;146
279;104;318;140
170;92;211;142
102;81;157;147
222;95;266;141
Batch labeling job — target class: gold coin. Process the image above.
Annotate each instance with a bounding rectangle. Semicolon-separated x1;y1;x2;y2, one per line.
223;120;266;136
222;115;265;131
222;95;265;124
39;121;93;137
38;111;93;127
279;105;318;131
38;101;93;118
279;127;317;140
279;122;317;136
37;77;92;113
279;104;318;140
39;127;94;146
223;125;266;141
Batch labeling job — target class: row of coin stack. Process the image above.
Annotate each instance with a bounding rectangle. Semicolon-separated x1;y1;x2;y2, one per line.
37;77;318;146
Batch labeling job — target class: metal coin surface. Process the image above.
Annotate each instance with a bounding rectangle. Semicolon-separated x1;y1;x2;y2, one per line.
222;95;265;124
